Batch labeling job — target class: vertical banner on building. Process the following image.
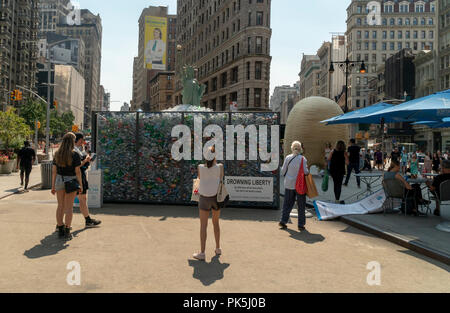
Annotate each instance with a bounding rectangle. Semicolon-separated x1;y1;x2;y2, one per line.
144;16;167;70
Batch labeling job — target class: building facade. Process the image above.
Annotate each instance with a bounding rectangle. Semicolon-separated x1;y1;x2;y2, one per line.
56;9;102;128
269;85;297;112
414;49;436;97
299;54;320;100
133;6;177;111
173;0;272;111
317;35;347;101
0;0;40;109
149;71;175;111
346;0;437;110
37;0;70;36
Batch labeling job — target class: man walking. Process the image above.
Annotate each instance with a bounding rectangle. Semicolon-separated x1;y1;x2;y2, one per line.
343;139;361;188
17;141;36;191
74;133;101;228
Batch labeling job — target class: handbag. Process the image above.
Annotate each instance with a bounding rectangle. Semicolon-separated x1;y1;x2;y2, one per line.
217;164;229;208
191;178;200;202
295;157;307;195
306;173;319;199
322;168;329;192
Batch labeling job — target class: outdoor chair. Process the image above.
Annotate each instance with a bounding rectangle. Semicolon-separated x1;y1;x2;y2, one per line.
382;179;407;215
436;180;450;232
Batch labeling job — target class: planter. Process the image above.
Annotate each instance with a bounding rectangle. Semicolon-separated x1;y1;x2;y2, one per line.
11;158;18;172
0;160;15;174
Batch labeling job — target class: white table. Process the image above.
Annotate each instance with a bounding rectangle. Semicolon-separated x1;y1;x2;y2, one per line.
346;172;383;200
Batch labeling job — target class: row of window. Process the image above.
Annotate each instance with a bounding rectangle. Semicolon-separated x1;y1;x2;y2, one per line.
355;2;435;14
355;17;434;26
203;61;267;94
355;30;433;40
351;41;434;52
201;87;267;109
193;36;268;77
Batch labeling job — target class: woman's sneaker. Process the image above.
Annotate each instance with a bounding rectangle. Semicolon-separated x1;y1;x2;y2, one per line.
64;227;72;240
193;252;206;261
85;218;101;228
57;225;65;238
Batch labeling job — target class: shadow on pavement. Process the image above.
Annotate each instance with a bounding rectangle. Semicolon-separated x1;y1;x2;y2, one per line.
23;228;89;259
90;204;281;222
284;228;325;244
397;249;450;270
188;255;230;286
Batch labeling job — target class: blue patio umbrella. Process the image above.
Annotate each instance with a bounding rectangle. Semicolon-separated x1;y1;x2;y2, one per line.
363;90;450;123
412;117;450;128
321;102;394;125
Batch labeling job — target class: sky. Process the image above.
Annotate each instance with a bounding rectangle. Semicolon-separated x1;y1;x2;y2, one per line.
76;0;348;111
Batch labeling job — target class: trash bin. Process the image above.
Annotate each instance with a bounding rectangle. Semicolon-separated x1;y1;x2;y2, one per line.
41;161;53;189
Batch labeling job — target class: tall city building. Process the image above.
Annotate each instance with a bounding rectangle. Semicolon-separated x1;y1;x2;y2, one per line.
174;0;272;111
0;0;40;109
298;54;320;100
317;35;347;101
133;6;176;111
438;0;450;89
37;0;71;36
346;0;437;110
270;84;298;124
56;9;102;128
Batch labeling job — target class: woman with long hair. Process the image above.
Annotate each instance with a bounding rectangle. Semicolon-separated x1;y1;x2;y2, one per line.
51;133;83;239
193;146;223;261
432;152;441;174
328;140;349;203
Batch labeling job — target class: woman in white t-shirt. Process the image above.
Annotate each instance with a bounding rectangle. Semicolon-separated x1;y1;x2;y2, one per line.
193;146;223;261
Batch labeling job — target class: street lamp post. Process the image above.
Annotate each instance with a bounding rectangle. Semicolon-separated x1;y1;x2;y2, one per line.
329;56;367;113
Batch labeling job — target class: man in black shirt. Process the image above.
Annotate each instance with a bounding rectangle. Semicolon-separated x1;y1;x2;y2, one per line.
17;141;36;191
427;160;450;216
391;147;401;163
344;139;361;188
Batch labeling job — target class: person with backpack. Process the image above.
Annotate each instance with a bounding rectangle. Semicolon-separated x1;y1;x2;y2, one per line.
279;141;309;231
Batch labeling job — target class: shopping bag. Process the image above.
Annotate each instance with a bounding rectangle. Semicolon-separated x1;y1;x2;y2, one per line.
191;178;200;202
321;169;329;192
295;157;307;195
306;174;319;199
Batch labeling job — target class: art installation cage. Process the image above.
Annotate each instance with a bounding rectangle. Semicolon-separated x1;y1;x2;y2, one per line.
92;111;280;209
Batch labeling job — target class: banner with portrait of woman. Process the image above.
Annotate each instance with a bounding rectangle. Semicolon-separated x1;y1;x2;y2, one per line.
144;16;167;70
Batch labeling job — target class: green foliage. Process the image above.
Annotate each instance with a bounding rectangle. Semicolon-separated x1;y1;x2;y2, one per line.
0;108;33;150
19;99;76;139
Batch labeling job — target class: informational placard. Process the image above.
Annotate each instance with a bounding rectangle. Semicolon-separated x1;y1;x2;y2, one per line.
87;170;103;208
314;189;386;221
225;176;273;202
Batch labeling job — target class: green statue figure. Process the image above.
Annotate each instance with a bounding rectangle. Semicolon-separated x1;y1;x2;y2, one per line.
181;65;206;107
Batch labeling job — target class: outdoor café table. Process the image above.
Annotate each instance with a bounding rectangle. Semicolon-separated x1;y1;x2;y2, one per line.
348;172;383;200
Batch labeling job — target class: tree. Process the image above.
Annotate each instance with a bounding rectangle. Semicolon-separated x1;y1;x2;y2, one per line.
0;108;33;150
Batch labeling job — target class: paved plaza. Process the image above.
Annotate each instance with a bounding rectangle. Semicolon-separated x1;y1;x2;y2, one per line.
0;186;449;293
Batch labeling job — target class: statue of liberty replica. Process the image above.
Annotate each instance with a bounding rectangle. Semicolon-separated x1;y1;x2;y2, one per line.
181;65;206;107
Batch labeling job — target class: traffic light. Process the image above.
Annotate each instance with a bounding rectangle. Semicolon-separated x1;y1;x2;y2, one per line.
72;125;79;132
53;100;58;110
10;91;16;101
37;121;41;129
16;90;23;101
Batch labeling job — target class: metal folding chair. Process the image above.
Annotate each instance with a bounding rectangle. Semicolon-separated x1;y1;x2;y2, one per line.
382;179;407;215
436;180;450;232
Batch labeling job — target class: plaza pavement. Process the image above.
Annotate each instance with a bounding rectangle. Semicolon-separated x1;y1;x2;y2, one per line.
0;187;449;293
0;164;41;199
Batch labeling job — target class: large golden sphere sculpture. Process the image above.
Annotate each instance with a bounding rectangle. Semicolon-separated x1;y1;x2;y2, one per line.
284;96;349;169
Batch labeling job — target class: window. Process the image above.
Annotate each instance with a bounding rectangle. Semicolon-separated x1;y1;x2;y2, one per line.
415;3;424;12
256;36;262;53
254;88;262;107
390;42;394;50
372;31;377;39
221;72;227;88
413;31;418;39
357;18;361;26
429;18;433;25
390;18;395;25
246;62;250;79
413;18;418;25
406;42;410;49
248;37;251;53
248;12;252;26
382;31;387;39
421;31;426;39
256;11;263;25
390;31;394;39
405;18;410;25
430;31;434;39
382;42;387;50
231;67;238;83
372;54;377;62
382;18;387;26
400;3;409;12
372;42;377;50
365;31;369;39
357;31;362;39
365;42;369;50
406;31;410;39
398;18;402;25
398;42;402;50
384;4;393;13
421;18;425;25
255;62;262;80
398;31;402;39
